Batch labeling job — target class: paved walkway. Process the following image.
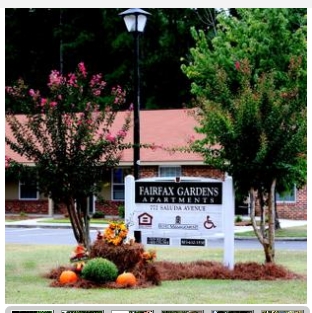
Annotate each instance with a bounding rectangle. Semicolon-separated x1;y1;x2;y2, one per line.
234;218;307;233
5;216;105;230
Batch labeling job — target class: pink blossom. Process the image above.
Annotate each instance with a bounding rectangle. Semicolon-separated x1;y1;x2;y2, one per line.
48;70;63;89
29;88;40;101
111;85;126;105
40;98;47;106
78;62;87;77
235;61;240;70
5;78;27;98
93;89;101;96
85;102;91;111
50;101;57;108
90;73;106;96
29;89;35;97
117;130;127;139
105;133;116;143
67;73;77;87
5;156;12;169
5;86;13;94
64;114;72;126
90;74;103;87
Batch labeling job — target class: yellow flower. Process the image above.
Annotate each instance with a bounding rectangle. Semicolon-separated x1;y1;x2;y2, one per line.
120;224;127;231
103;221;128;246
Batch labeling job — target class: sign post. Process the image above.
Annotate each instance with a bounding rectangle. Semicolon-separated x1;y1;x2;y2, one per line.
222;175;235;269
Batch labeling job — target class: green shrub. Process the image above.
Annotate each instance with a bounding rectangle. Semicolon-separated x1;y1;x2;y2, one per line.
92;211;105;219
81;257;118;283
118;205;125;218
235;215;243;223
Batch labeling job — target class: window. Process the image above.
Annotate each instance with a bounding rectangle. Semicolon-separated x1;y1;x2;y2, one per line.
159;166;181;177
276;186;296;203
112;167;131;200
19;178;38;200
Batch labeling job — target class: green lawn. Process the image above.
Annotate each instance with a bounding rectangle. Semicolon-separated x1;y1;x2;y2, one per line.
236;225;307;238
5;244;306;304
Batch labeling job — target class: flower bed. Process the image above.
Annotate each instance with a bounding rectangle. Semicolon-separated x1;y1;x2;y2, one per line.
48;221;161;288
46;221;304;289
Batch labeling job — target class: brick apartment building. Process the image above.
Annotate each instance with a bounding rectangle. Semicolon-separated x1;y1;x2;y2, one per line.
5;109;307;220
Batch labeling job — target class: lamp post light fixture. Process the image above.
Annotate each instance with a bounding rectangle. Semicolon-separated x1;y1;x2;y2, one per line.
119;8;151;180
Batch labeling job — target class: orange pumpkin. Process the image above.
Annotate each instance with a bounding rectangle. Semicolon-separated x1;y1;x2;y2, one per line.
59;270;78;284
116;272;137;287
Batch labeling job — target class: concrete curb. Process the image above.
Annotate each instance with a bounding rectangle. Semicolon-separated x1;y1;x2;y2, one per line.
234;236;307;241
5;224;104;230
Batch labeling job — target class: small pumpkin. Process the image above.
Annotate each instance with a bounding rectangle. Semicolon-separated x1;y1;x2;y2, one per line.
116;272;137;287
59;270;78;284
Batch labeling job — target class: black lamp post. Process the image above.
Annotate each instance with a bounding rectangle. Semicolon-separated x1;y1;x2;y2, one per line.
119;8;151;180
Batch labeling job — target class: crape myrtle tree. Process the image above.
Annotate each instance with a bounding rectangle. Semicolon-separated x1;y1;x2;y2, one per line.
5;63;133;250
181;8;307;263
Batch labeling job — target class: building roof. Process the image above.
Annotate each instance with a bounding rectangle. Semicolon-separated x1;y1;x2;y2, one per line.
5;108;206;165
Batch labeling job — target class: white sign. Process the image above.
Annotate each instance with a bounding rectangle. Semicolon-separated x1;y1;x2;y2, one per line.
125;175;234;269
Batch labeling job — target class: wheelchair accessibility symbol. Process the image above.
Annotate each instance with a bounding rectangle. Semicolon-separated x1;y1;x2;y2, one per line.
204;215;216;229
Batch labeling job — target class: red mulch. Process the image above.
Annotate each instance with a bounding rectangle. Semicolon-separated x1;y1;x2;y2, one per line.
157;260;303;281
46;260;304;289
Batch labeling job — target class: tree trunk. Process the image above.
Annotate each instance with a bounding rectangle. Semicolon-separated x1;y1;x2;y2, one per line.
250;187;265;244
66;196;91;251
274;190;281;230
258;187;266;237
249;180;276;263
266;178;276;262
79;196;91;250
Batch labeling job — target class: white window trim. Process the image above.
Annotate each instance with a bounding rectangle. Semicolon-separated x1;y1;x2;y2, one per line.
158;165;182;177
19;180;39;200
111;167;130;201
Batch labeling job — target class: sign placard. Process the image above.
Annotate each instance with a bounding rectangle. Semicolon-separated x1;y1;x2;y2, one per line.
135;181;222;204
147;237;170;245
181;238;206;246
125;176;234;269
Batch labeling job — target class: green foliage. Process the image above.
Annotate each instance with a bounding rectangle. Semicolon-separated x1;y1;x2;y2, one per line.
192;60;306;195
118;204;125;218
92;211;105;219
235;215;243;223
182;8;307;195
6;63;131;204
81;257;118;283
5;8;215;112
182;8;307;262
5;63;132;248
